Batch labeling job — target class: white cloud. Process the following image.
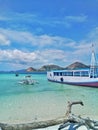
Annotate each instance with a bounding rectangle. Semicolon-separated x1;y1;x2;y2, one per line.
0;49;36;64
0;25;98;70
0;48;69;69
0;29;32;44
65;15;87;23
0;33;10;45
0;28;76;49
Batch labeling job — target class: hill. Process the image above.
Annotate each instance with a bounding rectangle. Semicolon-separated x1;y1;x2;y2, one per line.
38;64;64;71
65;62;89;70
26;67;37;72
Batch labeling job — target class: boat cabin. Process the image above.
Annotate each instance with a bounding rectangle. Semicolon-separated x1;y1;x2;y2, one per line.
53;70;89;77
48;68;98;78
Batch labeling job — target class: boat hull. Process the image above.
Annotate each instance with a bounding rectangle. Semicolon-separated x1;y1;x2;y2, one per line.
48;79;98;88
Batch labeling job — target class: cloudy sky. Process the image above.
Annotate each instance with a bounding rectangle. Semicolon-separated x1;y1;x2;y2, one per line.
0;0;98;70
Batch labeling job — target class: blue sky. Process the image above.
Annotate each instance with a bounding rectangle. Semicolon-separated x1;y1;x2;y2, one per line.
0;0;98;70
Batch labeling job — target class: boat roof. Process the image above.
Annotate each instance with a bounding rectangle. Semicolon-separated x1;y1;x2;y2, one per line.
48;68;90;72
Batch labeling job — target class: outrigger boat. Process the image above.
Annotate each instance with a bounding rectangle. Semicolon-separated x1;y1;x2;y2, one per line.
18;75;38;85
47;45;98;88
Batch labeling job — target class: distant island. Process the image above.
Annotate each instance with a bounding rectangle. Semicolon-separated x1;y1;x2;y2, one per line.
26;62;89;72
65;62;89;70
0;61;89;74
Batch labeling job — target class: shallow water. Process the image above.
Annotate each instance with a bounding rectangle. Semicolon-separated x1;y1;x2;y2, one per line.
0;73;98;124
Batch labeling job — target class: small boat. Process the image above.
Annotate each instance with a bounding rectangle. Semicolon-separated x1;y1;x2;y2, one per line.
15;73;19;77
18;75;37;85
47;45;98;88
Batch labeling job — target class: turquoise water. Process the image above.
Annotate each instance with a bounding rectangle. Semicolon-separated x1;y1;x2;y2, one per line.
0;73;98;124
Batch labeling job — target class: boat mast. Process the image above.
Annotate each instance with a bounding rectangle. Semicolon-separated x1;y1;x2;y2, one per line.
89;44;98;78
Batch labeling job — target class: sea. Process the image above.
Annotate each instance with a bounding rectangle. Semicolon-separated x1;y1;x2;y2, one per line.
0;73;98;124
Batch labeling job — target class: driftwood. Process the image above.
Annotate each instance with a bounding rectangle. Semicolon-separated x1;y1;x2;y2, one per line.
59;114;98;130
59;101;98;130
0;101;98;130
0;117;66;130
65;101;84;117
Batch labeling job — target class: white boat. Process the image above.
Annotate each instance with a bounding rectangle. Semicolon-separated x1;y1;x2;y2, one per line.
18;75;37;85
47;45;98;88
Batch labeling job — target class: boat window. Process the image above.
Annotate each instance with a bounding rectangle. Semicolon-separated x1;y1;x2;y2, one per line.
62;72;67;76
53;72;60;76
74;71;80;76
60;72;63;76
54;72;56;76
53;72;69;76
68;72;73;76
54;72;57;76
57;72;59;76
62;72;73;76
81;71;89;77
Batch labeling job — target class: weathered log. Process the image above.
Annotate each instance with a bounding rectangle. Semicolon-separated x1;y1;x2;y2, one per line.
0;117;67;130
